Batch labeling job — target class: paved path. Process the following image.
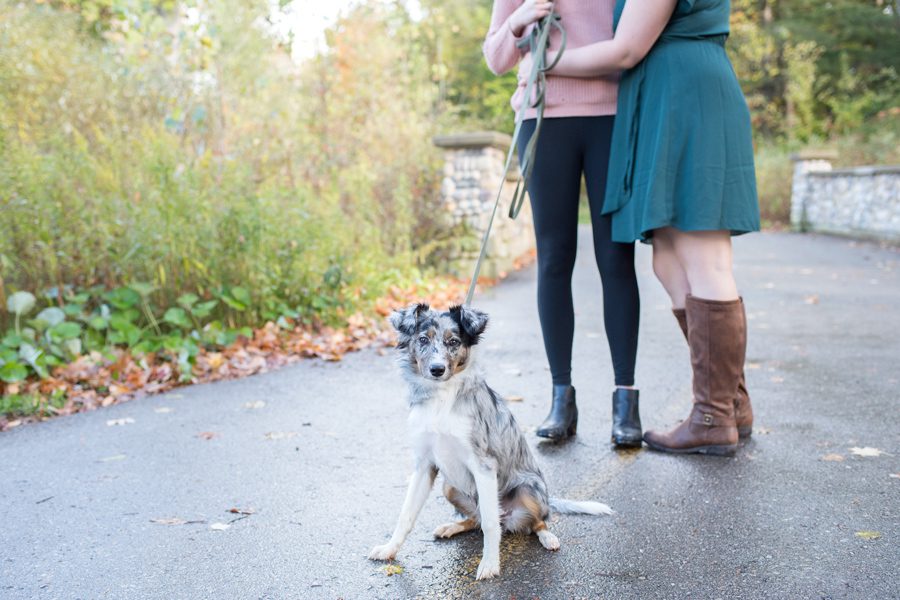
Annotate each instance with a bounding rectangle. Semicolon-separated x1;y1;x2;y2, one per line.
2;229;899;600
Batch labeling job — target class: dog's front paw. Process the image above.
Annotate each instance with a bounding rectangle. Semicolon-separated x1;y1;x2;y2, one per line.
368;543;399;561
475;556;500;580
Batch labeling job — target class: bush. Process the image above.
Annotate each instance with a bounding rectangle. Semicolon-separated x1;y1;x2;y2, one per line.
0;2;446;335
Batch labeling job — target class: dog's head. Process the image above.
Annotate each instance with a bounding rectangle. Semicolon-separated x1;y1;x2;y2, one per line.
390;303;488;382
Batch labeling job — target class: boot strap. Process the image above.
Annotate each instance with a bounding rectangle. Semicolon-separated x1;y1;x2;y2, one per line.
690;409;732;428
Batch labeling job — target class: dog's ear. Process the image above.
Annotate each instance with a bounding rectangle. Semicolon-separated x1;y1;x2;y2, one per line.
449;304;488;345
390;303;430;347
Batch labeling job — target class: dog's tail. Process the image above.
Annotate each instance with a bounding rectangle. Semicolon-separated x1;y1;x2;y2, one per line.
549;498;614;516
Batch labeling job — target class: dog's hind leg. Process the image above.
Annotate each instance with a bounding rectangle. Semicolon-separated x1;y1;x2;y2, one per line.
512;487;560;551
533;520;560;551
434;484;479;538
433;517;478;539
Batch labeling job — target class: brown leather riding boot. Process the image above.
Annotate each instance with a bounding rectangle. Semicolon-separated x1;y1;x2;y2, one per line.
644;296;744;456
673;300;753;438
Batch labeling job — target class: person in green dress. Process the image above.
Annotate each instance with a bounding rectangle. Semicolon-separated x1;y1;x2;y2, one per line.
523;0;759;456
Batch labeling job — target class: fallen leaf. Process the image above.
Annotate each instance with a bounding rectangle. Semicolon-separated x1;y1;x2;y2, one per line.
754;427;773;435
98;454;127;463
210;522;230;531
228;507;256;515
803;295;820;305
850;447;888;457
384;564;404;576
243;400;266;409
855;530;881;540
151;517;188;526
206;352;226;369
821;454;845;462
264;431;298;440
106;417;135;426
505;395;524;403
889;473;900;479
154;407;173;414
197;431;219;440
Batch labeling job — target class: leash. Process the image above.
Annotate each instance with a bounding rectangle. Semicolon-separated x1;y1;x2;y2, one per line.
464;11;566;306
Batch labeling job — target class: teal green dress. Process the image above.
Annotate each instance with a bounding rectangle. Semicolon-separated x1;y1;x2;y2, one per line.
603;0;760;242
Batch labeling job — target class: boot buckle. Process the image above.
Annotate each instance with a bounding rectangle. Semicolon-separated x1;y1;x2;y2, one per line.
702;413;713;426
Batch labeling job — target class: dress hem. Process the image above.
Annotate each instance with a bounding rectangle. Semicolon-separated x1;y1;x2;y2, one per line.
614;222;760;244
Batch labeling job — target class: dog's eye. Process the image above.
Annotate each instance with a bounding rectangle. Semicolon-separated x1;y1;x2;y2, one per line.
417;335;429;345
447;338;460;347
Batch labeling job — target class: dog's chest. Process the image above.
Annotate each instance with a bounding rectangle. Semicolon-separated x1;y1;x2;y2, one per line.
408;391;476;491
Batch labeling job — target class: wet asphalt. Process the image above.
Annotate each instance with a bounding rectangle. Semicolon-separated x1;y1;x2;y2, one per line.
1;228;898;600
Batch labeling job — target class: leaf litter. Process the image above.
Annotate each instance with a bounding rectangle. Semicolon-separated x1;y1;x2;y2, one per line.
1;261;536;432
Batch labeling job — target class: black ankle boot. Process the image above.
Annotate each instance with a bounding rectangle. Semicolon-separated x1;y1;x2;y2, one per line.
611;388;642;447
536;385;578;440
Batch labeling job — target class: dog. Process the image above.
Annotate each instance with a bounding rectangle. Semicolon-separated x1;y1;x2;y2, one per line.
368;303;613;580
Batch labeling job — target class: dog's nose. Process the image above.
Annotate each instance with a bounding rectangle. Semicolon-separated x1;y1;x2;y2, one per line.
430;365;446;377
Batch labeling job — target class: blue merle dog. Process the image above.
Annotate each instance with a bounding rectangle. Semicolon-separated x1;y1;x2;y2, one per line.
368;303;613;580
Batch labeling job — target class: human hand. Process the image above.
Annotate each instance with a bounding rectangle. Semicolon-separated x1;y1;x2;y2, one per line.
509;1;554;37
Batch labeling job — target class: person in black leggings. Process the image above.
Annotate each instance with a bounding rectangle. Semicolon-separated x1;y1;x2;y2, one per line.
518;116;642;445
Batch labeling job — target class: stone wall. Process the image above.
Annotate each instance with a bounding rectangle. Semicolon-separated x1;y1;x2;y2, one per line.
791;150;900;243
433;132;535;278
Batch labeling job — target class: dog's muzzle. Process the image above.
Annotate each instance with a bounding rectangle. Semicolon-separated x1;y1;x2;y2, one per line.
429;364;446;378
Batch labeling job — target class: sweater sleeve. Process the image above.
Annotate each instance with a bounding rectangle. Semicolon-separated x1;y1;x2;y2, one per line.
482;0;527;76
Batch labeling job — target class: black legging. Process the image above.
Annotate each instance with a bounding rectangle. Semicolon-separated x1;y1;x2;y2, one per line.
517;116;640;387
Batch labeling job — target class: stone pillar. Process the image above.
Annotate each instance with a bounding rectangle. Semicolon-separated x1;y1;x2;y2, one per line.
790;149;837;231
433;132;535;279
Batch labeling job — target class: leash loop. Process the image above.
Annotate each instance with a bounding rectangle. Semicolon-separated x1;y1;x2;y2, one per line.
464;12;565;306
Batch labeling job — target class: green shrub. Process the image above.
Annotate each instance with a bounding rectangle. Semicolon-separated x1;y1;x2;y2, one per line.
0;2;446;334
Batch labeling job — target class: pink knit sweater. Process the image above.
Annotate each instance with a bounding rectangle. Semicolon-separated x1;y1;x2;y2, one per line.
483;0;619;118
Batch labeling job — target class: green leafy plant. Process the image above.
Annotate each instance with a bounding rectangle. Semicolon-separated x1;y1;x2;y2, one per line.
0;284;269;385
